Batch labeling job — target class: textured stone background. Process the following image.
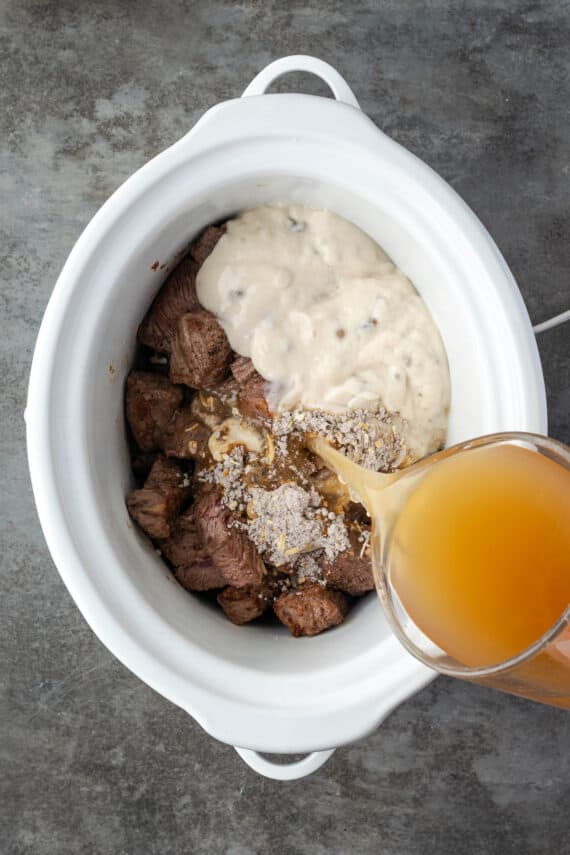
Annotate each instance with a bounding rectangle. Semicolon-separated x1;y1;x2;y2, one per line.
1;2;569;853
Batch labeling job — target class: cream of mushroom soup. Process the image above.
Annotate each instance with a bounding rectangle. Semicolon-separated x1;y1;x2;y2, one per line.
196;205;450;460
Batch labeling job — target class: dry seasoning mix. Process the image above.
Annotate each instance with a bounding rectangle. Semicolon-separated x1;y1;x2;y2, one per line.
200;404;405;583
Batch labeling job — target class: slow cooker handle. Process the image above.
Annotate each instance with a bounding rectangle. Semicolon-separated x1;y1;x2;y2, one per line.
234;747;335;780
242;55;361;109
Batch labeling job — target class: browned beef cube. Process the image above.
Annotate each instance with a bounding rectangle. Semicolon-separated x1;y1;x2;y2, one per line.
230;355;257;385
162;407;211;460
237;371;271;422
160;506;224;590
175;561;225;592
193;485;265;588
273;583;349;637
127;457;190;539
217;586;269;625
321;545;374;596
144;455;190;491
169;310;232;389
138;256;200;353
159;506;208;566
126;371;184;452
127;487;180;539
189;225;226;265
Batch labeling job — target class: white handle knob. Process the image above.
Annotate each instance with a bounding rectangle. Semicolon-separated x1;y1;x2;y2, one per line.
242;55;360;109
234;747;335;780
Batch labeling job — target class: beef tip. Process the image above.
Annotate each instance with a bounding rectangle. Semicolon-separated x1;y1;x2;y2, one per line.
144;455;192;492
160;506;224;590
159;506;208;567
175;561;225;592
138;256;200;352
321;541;374;596
189;224;226;266
126;371;184;453
193;485;265;588
230;355;257;385
169;310;233;389
273;583;349;637
237;371;271;422
217;586;270;625
162;407;211;460
127;486;180;539
127;457;190;539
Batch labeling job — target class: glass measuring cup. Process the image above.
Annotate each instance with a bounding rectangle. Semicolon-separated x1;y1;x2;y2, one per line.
308;432;570;709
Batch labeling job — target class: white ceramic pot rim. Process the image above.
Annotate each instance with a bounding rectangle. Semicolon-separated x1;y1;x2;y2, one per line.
26;57;547;780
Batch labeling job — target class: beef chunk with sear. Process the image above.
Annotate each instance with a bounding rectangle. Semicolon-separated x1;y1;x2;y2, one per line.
273;583;349;637
162;407;211;461
217;586;270;625
189;224;226;266
175;562;225;592
321;530;374;596
237;371;271;423
230;355;257;385
160;507;225;591
169;310;232;389
193;485;265;588
126;371;184;453
127;456;190;540
138;225;226;352
160;505;211;567
138;256;200;353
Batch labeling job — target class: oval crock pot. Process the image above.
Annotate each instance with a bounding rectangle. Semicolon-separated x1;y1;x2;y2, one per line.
26;56;547;780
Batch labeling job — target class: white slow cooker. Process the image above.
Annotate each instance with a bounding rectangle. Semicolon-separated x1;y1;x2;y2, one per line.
26;56;546;780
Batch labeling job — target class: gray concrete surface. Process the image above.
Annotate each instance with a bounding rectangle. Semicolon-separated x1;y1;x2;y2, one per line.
2;1;569;853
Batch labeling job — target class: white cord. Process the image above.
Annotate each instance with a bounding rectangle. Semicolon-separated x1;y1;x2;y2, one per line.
533;309;570;334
